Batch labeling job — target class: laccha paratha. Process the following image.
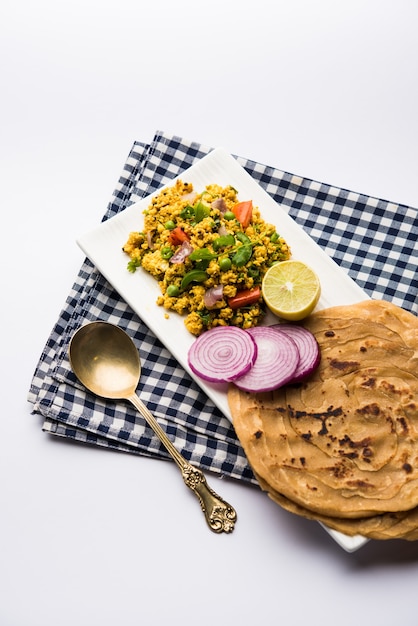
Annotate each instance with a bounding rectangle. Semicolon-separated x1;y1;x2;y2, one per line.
228;299;418;540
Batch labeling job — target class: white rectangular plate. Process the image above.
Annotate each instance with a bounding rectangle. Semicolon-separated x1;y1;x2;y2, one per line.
77;148;369;552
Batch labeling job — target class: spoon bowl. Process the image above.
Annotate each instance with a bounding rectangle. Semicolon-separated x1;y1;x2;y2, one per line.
69;321;237;534
69;321;141;399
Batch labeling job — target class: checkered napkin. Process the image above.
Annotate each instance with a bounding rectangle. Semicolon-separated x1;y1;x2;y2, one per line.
28;130;418;485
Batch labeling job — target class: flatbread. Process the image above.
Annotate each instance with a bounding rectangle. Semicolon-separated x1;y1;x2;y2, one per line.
257;472;418;541
228;299;418;539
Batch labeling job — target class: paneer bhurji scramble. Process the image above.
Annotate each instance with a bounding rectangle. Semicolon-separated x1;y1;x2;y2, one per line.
123;180;290;336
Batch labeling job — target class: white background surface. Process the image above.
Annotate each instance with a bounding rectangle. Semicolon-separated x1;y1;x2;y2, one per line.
1;1;418;625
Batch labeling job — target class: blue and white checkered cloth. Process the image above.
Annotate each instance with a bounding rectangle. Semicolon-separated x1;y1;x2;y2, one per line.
28;131;418;485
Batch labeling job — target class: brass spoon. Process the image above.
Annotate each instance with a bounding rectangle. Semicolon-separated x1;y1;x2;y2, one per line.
69;321;237;533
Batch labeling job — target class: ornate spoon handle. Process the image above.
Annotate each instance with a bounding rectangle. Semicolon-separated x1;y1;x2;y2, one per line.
180;464;237;533
128;393;237;533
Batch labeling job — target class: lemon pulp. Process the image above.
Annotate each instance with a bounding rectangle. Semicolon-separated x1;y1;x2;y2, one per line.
262;260;321;321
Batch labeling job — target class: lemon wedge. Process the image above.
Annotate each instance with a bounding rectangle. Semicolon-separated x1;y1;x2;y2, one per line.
262;260;321;321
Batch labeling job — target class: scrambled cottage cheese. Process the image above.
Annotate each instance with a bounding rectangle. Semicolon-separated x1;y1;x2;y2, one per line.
123;180;290;335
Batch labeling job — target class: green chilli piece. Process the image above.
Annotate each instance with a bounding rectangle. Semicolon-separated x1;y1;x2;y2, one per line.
161;246;174;260
180;205;195;220
193;201;211;223
180;269;208;290
235;232;251;244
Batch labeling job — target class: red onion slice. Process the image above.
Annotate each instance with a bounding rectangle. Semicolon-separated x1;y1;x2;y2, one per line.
211;197;227;213
170;240;194;264
203;284;224;309
182;191;197;203
217;224;228;237
273;324;321;383
233;326;300;393
188;326;257;383
146;230;154;250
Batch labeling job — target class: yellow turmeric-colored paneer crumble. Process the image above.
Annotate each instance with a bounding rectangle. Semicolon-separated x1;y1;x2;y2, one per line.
123;180;290;335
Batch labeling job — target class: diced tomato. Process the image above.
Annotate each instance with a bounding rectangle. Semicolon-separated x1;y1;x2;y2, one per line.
227;286;261;310
232;200;253;228
167;227;190;246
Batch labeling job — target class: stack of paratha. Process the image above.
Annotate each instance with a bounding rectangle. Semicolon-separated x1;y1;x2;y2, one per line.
228;299;418;540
